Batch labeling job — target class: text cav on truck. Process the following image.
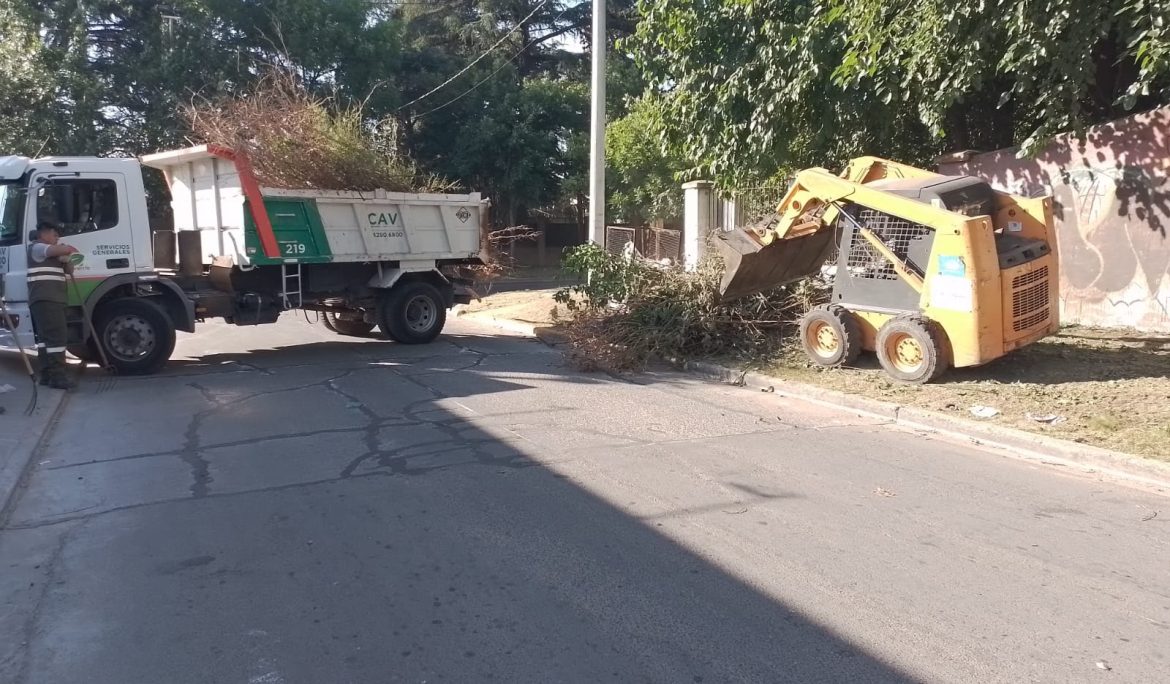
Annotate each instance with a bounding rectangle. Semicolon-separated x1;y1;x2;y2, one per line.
0;145;487;374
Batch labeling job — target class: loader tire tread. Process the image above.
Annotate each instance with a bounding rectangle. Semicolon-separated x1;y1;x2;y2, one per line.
799;304;862;368
875;315;950;384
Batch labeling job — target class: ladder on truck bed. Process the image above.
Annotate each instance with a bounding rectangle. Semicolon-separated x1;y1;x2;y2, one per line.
281;262;303;309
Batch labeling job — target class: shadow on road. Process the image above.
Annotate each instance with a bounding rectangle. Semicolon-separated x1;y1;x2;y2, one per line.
2;328;920;683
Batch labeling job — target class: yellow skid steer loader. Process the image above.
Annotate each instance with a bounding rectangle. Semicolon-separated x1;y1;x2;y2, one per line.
715;157;1059;383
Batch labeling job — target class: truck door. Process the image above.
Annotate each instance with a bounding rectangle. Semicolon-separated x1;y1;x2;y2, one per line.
1;177;30;301
0;177;35;350
31;173;137;305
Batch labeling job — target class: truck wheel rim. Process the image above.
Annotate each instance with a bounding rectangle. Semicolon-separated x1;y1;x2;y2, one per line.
404;295;437;333
105;314;156;361
806;320;839;358
885;333;924;373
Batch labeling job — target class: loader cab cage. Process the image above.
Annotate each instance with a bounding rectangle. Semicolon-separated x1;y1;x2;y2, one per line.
832;204;936;312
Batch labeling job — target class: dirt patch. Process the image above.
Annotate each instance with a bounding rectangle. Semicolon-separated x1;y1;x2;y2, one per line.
459;289;569;326
764;326;1170;460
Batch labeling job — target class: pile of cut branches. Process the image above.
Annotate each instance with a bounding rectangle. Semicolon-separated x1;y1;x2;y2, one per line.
183;69;453;193
555;243;826;372
445;225;542;287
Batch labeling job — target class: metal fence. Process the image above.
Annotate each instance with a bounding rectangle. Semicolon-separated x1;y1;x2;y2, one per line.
604;226;637;256
718;177;841;270
719;179;794;229
644;227;682;263
604;225;683;264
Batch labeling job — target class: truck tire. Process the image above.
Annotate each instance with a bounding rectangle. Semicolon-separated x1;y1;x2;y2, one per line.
875;315;949;384
322;311;375;337
799;304;861;368
378;281;446;344
94;297;177;376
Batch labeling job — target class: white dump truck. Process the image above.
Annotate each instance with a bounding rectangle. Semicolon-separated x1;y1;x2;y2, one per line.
0;144;487;374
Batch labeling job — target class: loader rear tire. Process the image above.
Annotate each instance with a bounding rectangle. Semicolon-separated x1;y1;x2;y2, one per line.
322;311;374;337
378;281;446;344
875;315;949;384
799;304;861;368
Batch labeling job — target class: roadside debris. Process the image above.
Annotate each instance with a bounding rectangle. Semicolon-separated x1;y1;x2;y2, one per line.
556;244;824;373
969;405;1000;419
1026;412;1067;425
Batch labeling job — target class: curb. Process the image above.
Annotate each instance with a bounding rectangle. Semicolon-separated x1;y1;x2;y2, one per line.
456;311;1170;493
684;361;1170;492
454;309;570;345
0;385;69;525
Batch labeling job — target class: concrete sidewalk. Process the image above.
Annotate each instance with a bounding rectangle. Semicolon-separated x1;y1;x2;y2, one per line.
0;354;69;519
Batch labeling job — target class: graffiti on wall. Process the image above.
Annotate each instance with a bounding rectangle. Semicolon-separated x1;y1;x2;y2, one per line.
940;106;1170;332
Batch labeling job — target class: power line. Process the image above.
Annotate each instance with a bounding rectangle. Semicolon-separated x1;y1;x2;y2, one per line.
394;0;549;112
411;5;577;119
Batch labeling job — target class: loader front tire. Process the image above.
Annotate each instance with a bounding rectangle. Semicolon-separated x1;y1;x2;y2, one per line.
799;304;861;368
378;281;446;344
875;316;949;384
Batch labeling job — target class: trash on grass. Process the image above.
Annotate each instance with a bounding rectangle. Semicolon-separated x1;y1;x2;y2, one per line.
1026;412;1067;425
970;405;1000;419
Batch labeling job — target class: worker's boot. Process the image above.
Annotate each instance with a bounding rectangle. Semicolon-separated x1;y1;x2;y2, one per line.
45;355;74;390
37;347;51;386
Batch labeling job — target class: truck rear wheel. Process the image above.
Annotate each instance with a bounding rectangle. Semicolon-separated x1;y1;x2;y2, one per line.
322;311;375;337
378;281;446;344
94;297;177;375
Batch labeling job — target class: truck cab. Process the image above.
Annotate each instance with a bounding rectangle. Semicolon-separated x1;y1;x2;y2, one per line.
2;146;486;376
1;156;181;358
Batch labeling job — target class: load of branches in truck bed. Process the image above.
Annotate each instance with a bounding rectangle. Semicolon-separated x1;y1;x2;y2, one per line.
182;69;453;194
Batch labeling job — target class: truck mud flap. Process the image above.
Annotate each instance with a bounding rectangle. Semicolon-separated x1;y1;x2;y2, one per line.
714;227;837;301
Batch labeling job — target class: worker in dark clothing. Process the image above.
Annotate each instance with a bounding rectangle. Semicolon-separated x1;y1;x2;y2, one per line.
27;222;78;389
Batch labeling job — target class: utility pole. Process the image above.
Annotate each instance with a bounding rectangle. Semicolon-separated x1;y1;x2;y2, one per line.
588;0;606;245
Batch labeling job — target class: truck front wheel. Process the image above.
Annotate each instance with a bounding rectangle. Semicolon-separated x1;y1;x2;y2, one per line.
94;297;177;375
378;281;446;344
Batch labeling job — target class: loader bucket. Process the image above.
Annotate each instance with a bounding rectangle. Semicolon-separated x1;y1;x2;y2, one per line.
714;227;837;300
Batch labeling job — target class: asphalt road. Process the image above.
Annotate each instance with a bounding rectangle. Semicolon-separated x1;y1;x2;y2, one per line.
1;316;1167;684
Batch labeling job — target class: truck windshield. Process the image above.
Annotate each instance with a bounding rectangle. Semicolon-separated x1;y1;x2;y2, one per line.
0;181;28;245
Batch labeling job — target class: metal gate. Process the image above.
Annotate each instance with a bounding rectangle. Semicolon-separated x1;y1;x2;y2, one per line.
604;226;637;256
605;225;682;264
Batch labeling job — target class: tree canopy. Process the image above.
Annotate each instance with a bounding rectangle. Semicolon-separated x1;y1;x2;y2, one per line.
627;0;1170;185
5;0;1167;224
0;0;640;226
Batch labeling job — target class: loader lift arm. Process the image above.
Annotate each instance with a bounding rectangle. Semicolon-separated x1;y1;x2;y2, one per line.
714;157;943;300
